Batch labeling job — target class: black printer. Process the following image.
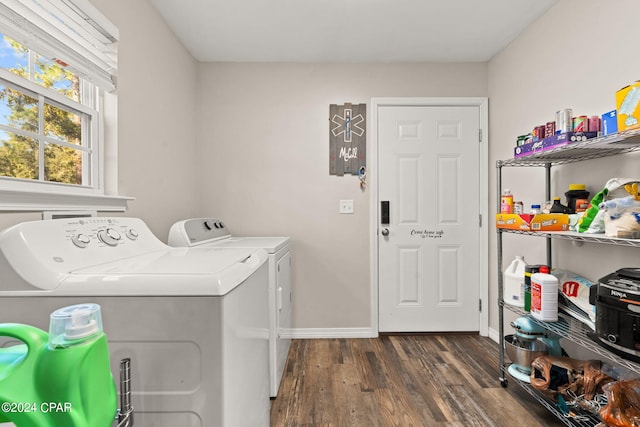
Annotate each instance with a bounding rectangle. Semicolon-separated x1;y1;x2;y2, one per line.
589;268;640;362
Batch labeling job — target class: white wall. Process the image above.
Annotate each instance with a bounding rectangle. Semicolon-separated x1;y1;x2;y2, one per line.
196;62;488;331
488;0;640;334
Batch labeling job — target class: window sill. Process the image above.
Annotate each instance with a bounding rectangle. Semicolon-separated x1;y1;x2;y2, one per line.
0;188;133;212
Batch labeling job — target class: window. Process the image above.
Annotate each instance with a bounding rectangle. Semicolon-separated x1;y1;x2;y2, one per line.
0;0;128;211
0;35;96;188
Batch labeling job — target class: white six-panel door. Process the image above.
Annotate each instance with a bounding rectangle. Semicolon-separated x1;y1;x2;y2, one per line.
378;104;481;332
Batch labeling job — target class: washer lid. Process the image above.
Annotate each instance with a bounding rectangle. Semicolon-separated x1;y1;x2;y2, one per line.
1;247;268;297
202;236;290;253
74;247;259;274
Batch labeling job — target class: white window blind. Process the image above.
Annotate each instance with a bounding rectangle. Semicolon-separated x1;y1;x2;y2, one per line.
0;0;118;91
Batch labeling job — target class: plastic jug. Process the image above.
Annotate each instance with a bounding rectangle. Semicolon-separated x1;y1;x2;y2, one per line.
504;255;526;307
531;270;559;322
0;304;117;427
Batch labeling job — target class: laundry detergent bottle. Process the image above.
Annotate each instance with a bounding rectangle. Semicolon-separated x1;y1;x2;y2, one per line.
0;303;117;427
0;323;49;426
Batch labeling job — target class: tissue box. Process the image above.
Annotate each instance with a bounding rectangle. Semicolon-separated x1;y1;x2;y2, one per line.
616;82;640;132
602;110;618;135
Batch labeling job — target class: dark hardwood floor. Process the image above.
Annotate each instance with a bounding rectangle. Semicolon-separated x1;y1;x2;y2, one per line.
270;334;566;426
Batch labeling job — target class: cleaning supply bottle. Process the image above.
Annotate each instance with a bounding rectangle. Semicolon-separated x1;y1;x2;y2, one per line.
501;189;514;214
524;264;542;312
531;266;559;322
0;303;117;427
550;197;572;214
504;255;526;307
565;184;590;213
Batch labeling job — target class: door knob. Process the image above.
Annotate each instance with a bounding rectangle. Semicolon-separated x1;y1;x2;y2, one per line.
381;228;390;236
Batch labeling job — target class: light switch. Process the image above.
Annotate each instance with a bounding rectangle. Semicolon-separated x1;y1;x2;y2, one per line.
339;200;354;214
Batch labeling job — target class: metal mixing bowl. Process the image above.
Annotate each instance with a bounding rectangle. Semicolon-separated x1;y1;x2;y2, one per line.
504;334;549;373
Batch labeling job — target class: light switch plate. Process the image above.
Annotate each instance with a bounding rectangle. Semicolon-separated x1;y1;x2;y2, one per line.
339;200;354;214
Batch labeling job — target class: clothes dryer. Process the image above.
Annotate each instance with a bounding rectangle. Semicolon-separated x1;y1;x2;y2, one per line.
0;217;270;427
168;218;291;397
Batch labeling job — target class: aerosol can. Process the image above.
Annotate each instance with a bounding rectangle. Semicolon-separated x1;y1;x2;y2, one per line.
0;304;118;427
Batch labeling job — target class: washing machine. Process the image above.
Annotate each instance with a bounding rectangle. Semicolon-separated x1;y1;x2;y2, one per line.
0;217;270;427
168;218;291;397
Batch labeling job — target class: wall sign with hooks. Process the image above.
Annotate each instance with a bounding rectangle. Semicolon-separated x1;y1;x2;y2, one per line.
329;103;366;177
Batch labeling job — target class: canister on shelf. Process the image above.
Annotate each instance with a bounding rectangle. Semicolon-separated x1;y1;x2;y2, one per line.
575;199;590;212
545;121;556;138
513;201;524;215
531;266;558;322
573;115;588;132
533;125;546;142
516;135;528;146
565;184;590;213
556;109;573;134
501;189;514;214
588;116;601;133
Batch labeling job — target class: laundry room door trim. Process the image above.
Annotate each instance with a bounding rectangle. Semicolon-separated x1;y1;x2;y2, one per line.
369;97;489;337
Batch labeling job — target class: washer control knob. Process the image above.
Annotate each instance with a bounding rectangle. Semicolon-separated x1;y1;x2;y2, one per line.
97;228;121;246
71;233;91;248
204;220;215;230
125;228;139;240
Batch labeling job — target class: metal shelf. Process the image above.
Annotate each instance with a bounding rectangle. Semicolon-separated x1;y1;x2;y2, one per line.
497;128;640;167
497;129;640;426
504;305;640;374
498;228;640;248
502;365;601;427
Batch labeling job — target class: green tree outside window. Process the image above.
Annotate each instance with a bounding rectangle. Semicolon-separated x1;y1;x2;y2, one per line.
0;35;85;185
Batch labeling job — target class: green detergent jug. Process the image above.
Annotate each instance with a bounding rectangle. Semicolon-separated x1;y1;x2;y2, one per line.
0;304;117;427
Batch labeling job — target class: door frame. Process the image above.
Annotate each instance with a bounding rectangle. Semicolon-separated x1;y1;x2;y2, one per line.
369;97;489;337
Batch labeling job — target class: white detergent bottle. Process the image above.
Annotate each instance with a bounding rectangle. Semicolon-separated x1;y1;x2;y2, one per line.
531;266;559;322
504;255;526;307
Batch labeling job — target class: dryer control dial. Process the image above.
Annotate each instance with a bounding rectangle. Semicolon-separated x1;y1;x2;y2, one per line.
97;228;122;246
125;228;139;240
71;233;91;248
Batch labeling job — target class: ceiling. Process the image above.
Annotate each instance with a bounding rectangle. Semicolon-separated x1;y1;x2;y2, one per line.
149;0;558;63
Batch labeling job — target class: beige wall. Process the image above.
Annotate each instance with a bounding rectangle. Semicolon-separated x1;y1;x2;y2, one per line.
4;0;636;336
92;0;201;238
196;63;488;330
95;0;201;238
488;0;640;334
0;0;200;238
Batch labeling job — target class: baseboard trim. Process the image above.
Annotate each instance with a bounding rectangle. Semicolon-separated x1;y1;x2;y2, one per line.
283;327;375;339
283;327;500;341
488;327;500;344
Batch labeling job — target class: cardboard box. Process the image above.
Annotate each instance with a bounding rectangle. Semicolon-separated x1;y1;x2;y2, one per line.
496;213;534;230
496;213;569;231
514;132;597;158
616;81;640;132
602;110;618;135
